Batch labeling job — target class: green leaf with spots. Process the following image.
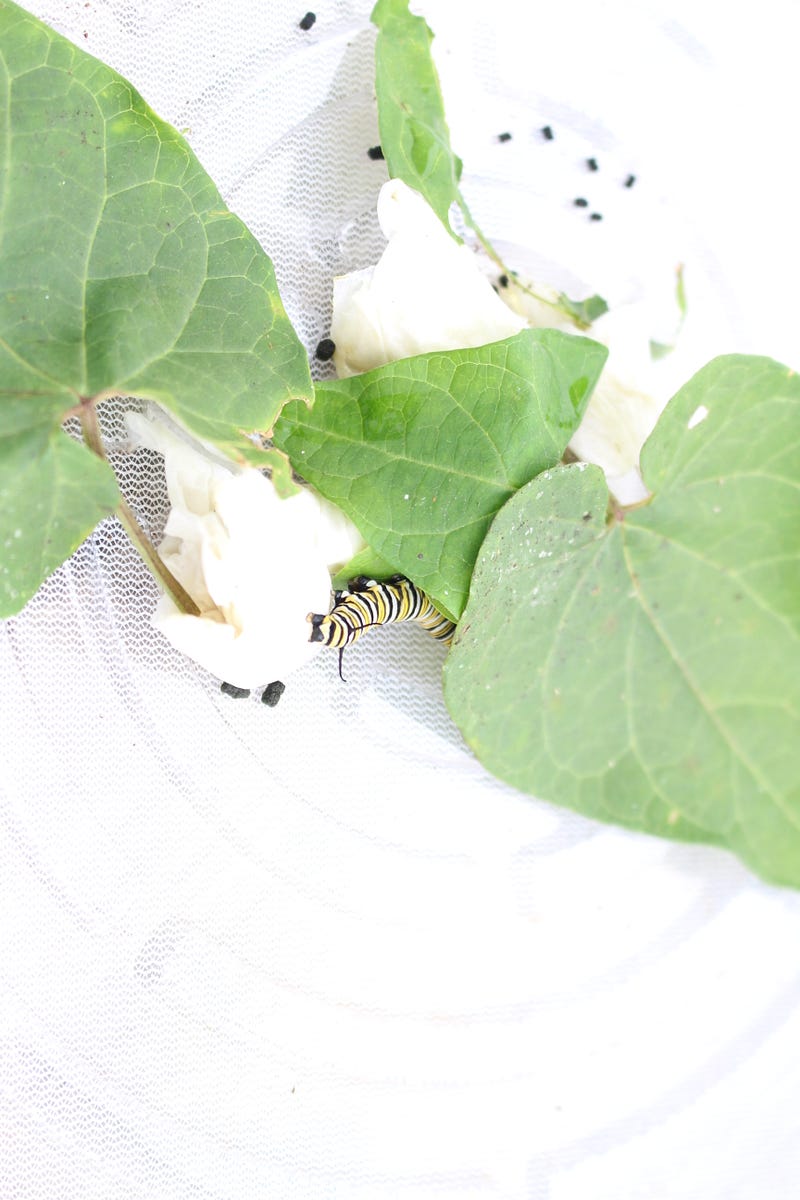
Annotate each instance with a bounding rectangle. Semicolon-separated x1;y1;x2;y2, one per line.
0;1;312;615
274;328;607;622
443;355;800;888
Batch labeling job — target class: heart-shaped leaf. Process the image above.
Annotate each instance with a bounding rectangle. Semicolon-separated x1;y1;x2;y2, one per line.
274;328;607;621
0;1;312;615
443;355;800;888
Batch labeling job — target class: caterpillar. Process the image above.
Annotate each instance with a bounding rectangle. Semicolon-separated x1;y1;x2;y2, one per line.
308;575;455;676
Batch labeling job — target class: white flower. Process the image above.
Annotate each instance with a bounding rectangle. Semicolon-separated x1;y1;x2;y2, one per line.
330;179;524;377
567;306;665;504
126;410;364;689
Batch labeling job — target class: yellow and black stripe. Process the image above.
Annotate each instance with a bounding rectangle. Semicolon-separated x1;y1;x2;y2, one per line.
308;576;455;668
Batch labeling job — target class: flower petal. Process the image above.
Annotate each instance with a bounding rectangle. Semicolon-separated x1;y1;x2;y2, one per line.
127;410;343;688
330;179;524;377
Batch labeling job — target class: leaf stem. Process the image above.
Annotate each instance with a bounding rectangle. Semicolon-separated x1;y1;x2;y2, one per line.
464;210;603;330
468;217;564;312
79;400;201;616
610;493;654;523
114;494;201;616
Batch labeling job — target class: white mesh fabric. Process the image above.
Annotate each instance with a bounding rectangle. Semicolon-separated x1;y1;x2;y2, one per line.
2;1;800;1198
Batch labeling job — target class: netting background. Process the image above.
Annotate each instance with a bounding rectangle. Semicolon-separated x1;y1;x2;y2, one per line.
2;1;800;1197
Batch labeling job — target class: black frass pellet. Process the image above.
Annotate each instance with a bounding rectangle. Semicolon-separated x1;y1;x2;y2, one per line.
367;145;385;160
221;682;250;699
315;338;336;361
299;12;316;31
541;125;554;140
261;681;286;708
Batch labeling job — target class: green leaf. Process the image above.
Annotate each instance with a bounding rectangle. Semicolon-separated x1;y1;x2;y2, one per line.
557;292;610;330
675;262;688;319
0;429;119;617
274;329;607;622
371;0;465;236
649;264;687;361
0;1;312;613
331;545;400;591
443;355;800;888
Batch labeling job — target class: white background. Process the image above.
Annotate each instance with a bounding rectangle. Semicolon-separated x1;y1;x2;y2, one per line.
2;2;800;1198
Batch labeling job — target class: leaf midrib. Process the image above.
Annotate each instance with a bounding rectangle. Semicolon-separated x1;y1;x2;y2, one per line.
0;333;77;410
619;522;800;837
628;518;800;644
289;418;515;491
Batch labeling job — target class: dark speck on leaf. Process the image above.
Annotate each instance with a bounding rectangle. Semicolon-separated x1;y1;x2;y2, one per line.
582;512;592;521
587;157;599;171
261;680;286;707
498;131;512;142
299;11;316;30
315;337;336;361
367;145;385;160
624;173;637;188
541;125;554;140
221;681;250;699
498;273;509;287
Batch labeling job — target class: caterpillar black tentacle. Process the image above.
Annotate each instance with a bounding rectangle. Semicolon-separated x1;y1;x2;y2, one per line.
308;576;456;678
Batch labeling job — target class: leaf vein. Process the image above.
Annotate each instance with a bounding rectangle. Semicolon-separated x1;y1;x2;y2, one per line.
620;525;800;836
627;522;799;641
298;426;511;490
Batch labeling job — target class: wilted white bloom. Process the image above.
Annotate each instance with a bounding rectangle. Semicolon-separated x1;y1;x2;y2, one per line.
567;306;665;503
330;178;524;377
568;372;661;504
126;411;364;689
